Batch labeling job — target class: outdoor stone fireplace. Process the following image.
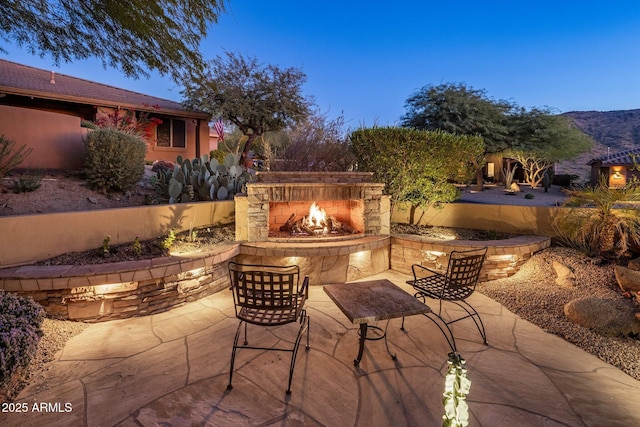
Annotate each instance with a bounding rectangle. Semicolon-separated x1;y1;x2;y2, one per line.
235;172;389;242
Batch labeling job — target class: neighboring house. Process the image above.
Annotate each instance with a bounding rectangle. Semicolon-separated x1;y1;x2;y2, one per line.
0;59;211;170
588;150;640;187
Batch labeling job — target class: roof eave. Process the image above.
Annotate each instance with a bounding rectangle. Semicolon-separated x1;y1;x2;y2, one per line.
0;86;210;120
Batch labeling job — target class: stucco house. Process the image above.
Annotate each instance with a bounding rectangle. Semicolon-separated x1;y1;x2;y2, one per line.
588;150;640;187
0;59;211;170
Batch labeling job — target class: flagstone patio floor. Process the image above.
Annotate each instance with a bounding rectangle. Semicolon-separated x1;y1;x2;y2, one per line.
2;270;639;426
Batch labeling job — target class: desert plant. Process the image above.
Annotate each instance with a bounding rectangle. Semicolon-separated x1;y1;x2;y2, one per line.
524;193;534;199
84;128;147;193
0;135;33;179
132;235;142;256
502;164;518;189
12;171;44;193
151;153;252;203
552;179;640;257
102;235;111;255
0;292;45;387
162;229;177;250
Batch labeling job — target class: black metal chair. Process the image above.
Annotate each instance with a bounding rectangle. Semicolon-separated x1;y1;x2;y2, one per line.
404;247;488;352
227;262;310;395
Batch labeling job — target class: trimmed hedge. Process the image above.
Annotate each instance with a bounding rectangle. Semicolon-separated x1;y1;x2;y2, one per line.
0;292;45;388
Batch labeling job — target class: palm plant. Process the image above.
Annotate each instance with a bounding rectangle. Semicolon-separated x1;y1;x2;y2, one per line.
552;178;640;258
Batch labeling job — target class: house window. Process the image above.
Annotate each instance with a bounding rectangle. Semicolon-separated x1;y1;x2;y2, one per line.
156;119;186;148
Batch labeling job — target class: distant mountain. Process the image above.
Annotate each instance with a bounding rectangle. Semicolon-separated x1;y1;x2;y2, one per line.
555;109;640;182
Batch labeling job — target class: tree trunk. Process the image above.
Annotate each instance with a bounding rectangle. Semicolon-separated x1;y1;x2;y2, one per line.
241;133;259;166
474;168;484;191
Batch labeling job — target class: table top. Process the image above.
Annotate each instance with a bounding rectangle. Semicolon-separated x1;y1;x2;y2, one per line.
323;279;431;324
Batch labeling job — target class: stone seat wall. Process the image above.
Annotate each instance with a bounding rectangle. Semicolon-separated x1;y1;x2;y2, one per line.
0;235;551;322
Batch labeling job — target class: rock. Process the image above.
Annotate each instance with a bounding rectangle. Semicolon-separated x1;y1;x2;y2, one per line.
614;265;640;293
87;196;99;204
552;261;575;287
564;297;640;336
628;257;640;271
509;182;520;192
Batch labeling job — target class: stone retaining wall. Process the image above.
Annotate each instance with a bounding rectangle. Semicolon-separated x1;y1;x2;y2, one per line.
0;245;240;322
391;234;551;281
0;235;551;321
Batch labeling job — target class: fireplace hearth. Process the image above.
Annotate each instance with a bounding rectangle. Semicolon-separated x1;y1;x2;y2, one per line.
235;172;390;242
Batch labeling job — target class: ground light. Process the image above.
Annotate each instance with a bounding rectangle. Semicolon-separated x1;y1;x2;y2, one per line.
443;352;471;427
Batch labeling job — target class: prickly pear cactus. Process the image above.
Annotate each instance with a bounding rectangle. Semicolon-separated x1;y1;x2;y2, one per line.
168;178;182;203
155;154;253;203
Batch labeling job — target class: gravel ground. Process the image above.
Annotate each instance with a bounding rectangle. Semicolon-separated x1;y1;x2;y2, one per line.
3;319;89;402
456;183;570;206
478;246;640;381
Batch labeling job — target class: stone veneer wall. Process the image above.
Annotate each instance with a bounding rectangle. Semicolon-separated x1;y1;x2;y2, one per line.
237;172;389;241
391;234;551;281
0;235;550;321
237;236;390;285
0;245;239;321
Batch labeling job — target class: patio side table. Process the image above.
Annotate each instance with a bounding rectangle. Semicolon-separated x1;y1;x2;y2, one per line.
323;279;431;366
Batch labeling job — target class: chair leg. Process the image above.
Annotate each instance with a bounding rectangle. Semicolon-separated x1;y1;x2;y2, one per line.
305;312;311;351
227;320;244;391
243;321;248;346
448;300;488;345
424;312;457;353
286;311;310;394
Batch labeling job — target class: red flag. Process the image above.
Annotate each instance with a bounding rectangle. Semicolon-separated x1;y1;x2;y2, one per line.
214;119;224;141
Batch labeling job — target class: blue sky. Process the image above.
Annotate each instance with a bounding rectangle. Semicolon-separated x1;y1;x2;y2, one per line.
3;1;640;129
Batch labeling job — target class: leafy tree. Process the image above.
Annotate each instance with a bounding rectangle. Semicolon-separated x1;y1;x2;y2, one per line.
0;0;225;79
505;108;592;187
275;113;355;171
182;52;313;165
401;83;592;189
350;127;484;219
401;83;511;189
402;83;512;153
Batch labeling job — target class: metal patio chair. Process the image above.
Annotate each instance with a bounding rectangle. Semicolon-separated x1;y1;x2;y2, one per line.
227;262;310;395
404;247;488;352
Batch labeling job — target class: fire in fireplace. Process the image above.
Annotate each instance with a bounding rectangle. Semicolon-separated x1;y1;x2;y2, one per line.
277;201;359;237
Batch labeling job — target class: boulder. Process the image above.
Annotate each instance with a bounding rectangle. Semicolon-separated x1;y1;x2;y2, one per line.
509;182;520;192
614;265;640;293
564;297;640;337
627;257;640;271
552;261;575;288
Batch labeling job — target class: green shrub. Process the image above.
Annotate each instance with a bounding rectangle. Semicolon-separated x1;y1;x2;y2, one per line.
0;135;32;179
13;171;44;193
524;193;534;199
84;128;147;192
0;292;45;388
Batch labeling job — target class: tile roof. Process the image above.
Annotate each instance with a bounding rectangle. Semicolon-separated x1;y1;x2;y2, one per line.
0;59;208;119
588;150;640;166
